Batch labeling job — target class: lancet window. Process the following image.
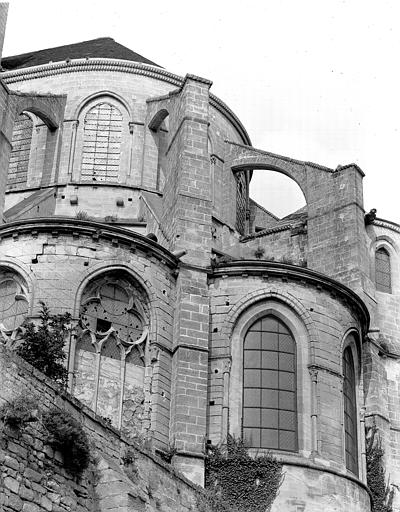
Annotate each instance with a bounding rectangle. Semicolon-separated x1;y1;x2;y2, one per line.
343;345;359;475
242;315;297;451
375;247;391;293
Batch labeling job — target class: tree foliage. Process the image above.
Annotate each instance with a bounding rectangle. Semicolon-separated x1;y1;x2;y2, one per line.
366;425;395;512
16;302;70;385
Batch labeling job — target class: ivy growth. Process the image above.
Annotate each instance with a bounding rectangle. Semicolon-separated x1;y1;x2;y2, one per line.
199;435;283;512
17;302;70;386
366;425;395;512
42;408;90;476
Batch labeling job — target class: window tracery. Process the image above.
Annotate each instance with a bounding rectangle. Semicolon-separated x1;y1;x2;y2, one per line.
81;102;123;182
73;274;149;431
0;271;29;346
7;112;34;189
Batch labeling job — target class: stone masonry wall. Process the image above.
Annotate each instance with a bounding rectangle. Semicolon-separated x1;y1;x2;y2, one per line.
0;223;177;451
207;269;371;512
208;271;364;469
0;345;201;512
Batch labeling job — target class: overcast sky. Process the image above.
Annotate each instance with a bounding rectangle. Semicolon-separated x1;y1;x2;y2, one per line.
2;0;400;221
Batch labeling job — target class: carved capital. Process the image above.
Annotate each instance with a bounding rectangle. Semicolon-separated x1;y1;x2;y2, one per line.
222;358;231;374
308;367;318;383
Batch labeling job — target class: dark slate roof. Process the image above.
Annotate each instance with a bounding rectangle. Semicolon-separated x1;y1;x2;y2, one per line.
1;37;161;71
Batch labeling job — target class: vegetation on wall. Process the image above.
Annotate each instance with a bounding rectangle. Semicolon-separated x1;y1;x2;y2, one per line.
0;396;90;476
0;396;39;429
198;435;283;512
17;302;70;385
42;408;91;476
366;425;395;512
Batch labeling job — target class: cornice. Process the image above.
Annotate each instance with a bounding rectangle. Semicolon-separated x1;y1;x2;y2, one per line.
0;217;179;269
240;223;293;241
372;217;400;234
1;58;251;146
210;260;370;332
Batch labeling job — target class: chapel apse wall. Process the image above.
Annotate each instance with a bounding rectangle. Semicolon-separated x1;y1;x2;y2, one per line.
2;32;400;512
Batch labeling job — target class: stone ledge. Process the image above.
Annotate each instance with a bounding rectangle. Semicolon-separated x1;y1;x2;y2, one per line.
0;217;178;269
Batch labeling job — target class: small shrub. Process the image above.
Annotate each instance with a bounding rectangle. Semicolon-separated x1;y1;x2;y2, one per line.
366;425;395;512
156;441;177;464
121;447;136;466
201;435;283;512
42;408;90;476
254;247;265;259
0;396;39;429
75;210;90;220
17;302;70;385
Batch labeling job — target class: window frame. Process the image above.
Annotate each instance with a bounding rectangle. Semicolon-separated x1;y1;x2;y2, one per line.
375;247;392;293
242;314;298;451
229;299;311;456
341;332;361;477
72;95;131;184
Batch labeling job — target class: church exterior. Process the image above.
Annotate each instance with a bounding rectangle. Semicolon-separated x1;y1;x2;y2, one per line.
0;10;399;511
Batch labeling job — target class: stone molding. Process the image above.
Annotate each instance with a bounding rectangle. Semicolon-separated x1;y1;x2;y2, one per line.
211;260;370;333
220;286;319;351
240;223;293;241
0;217;179;268
2;59;251;145
373;217;400;234
278;458;372;502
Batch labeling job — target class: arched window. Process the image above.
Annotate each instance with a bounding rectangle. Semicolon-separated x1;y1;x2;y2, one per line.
343;345;359;475
73;273;148;431
0;270;29;344
7;113;33;189
375;247;391;293
243;315;297;451
81;102;123;182
236;171;248;235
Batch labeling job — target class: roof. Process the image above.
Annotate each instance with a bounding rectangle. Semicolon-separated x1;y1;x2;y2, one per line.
1;37;161;71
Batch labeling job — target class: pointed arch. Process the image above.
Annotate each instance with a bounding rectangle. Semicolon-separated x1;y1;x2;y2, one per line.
375;247;391;293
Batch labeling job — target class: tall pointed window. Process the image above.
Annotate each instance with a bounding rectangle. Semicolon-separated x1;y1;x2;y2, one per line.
343;346;359;475
375;248;391;293
7;113;33;188
243;315;297;451
236;171;248;235
81;103;123;182
73;273;148;434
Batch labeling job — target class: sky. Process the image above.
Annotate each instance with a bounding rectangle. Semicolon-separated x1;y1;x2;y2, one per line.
2;0;400;221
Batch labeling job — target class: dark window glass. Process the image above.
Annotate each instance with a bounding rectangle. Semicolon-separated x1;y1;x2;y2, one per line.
235;171;247;235
375;248;391;293
343;346;359;475
243;315;297;451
